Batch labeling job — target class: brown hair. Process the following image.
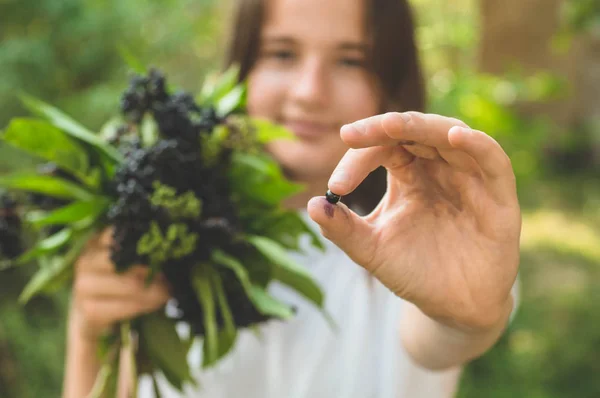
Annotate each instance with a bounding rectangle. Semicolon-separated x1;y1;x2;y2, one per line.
223;0;426;214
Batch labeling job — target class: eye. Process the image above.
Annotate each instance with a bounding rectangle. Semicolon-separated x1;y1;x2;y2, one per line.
338;57;365;68
264;49;296;62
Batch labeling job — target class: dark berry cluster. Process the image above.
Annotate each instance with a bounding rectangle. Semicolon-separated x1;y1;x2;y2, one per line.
120;69;169;124
0;194;23;260
108;70;274;336
120;68;221;146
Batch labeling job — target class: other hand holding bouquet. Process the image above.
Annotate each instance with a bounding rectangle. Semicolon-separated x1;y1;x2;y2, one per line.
0;66;329;396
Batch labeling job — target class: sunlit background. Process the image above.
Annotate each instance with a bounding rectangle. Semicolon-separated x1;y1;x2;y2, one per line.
0;0;599;396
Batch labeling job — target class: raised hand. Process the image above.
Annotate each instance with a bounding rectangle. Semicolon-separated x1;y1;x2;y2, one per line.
308;112;521;331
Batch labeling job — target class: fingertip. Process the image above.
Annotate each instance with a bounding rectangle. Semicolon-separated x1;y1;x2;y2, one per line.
307;196;327;223
327;180;349;196
340;123;364;148
448;125;471;147
307;196;343;225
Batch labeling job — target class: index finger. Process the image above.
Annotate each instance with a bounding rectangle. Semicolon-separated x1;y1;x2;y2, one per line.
340;112;468;149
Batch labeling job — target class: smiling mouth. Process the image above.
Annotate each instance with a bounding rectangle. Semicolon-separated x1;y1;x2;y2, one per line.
283;120;335;140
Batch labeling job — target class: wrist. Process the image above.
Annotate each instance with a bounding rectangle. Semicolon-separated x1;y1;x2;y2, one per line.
68;305;110;346
401;296;514;370
436;294;514;337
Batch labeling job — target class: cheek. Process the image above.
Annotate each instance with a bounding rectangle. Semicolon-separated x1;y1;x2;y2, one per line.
334;78;380;123
247;67;287;119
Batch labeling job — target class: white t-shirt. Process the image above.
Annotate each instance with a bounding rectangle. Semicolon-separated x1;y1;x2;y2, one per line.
139;211;481;398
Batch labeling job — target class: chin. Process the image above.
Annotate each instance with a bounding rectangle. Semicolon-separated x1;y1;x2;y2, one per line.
268;141;332;180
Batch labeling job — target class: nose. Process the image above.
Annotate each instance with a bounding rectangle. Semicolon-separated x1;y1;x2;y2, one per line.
289;56;330;110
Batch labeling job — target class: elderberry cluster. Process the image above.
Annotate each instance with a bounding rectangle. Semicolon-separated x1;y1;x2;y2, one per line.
119;68;221;146
108;70;274;336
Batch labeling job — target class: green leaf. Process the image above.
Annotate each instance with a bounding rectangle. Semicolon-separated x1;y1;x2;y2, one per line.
139;311;194;391
152;375;164;398
248;285;295;319
81;167;103;191
246;236;324;308
251;118;296;143
2;118;90;182
89;335;121;398
99;116;126;142
41;257;75;294
244;210;325;252
87;363;114;398
199;65;241;104
211;250;254;291
192;265;219;367
0;173;95;201
141;114;159;148
16;228;73;264
121;321;138;396
229;153;304;206
19;230;92;304
25;197;111;227
117;44;147;74
19;94;124;164
216;85;246;117
211;250;294;319
202;270;237;368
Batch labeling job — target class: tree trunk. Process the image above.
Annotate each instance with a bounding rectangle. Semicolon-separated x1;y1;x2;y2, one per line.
478;0;600;169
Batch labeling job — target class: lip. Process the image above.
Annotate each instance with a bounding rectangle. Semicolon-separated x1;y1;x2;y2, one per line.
283;120;334;140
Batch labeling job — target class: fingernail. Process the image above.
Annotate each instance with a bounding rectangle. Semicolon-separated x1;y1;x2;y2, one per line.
456;126;474;136
351;120;366;135
400;113;411;123
329;168;348;187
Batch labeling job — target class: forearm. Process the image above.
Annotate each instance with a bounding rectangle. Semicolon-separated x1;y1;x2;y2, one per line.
400;294;514;371
62;309;102;398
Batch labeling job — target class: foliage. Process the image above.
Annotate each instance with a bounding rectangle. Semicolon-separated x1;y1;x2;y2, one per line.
0;0;598;396
561;0;600;36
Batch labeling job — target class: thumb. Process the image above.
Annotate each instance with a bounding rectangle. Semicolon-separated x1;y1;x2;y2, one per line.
307;196;376;267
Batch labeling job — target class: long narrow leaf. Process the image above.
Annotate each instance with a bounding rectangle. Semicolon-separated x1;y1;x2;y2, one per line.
139;311;194;391
246;235;324;307
86;363;113;398
16;228;73;264
0;173;95;201
202;270;237;368
20;94;123;163
229;153;304;206
248;285;294;319
211;250;294;319
152;375;164;398
2;118;90;181
26;197;111;227
192;265;218;367
120;321;138;397
19;229;93;303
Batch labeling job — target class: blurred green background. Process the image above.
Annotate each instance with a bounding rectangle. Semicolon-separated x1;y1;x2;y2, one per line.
0;0;599;397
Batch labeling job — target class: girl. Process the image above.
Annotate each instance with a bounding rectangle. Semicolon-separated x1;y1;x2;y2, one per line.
63;0;521;397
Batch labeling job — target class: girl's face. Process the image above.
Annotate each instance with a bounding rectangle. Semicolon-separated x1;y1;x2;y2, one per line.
247;0;380;191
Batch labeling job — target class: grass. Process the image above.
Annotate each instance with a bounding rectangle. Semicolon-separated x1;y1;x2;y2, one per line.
458;176;600;398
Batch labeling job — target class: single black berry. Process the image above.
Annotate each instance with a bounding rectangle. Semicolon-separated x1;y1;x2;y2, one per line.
325;189;341;204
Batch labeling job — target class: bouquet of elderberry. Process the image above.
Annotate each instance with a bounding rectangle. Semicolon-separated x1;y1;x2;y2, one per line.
0;66;328;396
